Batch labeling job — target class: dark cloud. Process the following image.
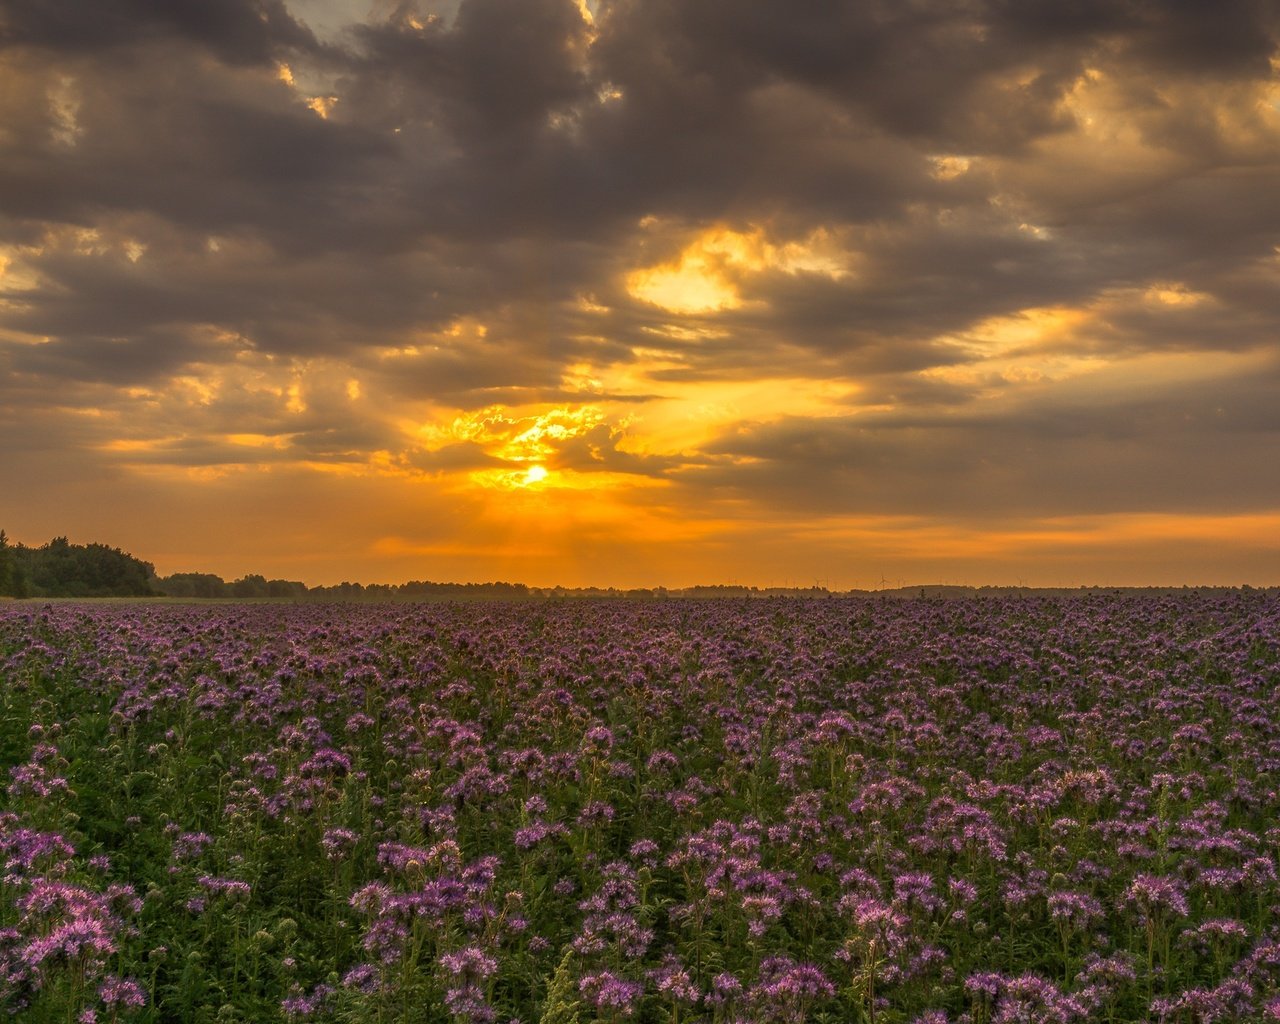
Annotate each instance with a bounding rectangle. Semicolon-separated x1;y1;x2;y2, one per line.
402;441;502;473
548;421;681;476
698;359;1280;518
990;0;1278;77
0;0;317;64
0;58;401;288
590;0;1107;155
1121;0;1276;77
10;332;221;386
1;0;1279;576
350;0;592;133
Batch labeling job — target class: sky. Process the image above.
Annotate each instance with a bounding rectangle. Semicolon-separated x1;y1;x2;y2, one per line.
1;0;1279;589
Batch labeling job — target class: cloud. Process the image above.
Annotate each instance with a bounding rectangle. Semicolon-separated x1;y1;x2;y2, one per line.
699;352;1280;518
0;0;319;65
1;0;1279;583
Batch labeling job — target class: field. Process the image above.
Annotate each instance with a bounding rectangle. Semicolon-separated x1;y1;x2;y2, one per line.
2;595;1279;1023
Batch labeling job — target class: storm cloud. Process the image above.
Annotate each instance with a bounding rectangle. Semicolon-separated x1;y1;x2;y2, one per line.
1;0;1278;586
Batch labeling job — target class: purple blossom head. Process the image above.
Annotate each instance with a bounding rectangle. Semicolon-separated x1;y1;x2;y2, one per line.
752;956;835;1023
649;954;699;1005
440;946;499;982
707;972;743;1007
582;725;615;755
579;971;644;1016
281;983;334;1020
321;828;359;861
1123;874;1189;920
1047;891;1104;931
97;974;146;1009
342;963;381;994
992;974;1086;1024
629;838;660;866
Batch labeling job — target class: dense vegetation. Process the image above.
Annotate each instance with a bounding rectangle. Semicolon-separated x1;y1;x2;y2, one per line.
0;533;157;598
0;531;17;597
153;574;534;601
1;596;1279;1023
0;530;537;600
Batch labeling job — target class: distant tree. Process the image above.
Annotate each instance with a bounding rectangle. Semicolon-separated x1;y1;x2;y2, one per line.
266;579;308;599
230;574;269;599
36;536;78;594
0;530;15;596
155;572;230;598
8;536;156;597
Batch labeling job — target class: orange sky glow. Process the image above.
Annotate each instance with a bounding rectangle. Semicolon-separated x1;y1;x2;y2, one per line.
2;1;1279;588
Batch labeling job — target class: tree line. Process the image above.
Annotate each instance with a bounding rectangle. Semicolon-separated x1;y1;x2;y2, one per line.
150;573;533;600
0;531;534;600
0;532;157;598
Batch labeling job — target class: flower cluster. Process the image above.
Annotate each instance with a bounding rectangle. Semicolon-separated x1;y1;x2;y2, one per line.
1;592;1278;1022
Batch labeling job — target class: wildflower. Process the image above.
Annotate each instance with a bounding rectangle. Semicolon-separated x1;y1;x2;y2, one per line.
98;974;146;1009
1047;891;1104;931
751;956;835;1023
579;971;643;1016
992;974;1086;1024
281;983;334;1020
171;832;214;860
707;972;743;1007
649;954;699;1005
1123;874;1189;920
440;947;499;981
321;828;359;860
342;963;380;993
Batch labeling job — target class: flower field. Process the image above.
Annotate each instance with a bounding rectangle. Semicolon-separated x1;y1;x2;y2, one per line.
2;595;1279;1023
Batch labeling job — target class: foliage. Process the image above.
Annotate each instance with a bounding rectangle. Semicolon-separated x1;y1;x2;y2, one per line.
6;535;156;597
1;595;1279;1024
0;529;22;597
150;574;533;601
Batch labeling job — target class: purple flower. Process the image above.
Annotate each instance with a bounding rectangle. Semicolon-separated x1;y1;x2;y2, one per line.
342;963;381;993
752;956;835;1023
992;974;1086;1024
649;954;699;1005
281;983;334;1020
707;972;744;1007
97;974;146;1009
579;971;644;1015
170;832;213;860
1047;891;1104;931
513;821;566;850
1123;874;1189;920
440;946;499;981
321;827;359;861
445;982;497;1024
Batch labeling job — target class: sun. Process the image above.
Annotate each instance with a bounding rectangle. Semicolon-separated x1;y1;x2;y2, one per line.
522;464;549;485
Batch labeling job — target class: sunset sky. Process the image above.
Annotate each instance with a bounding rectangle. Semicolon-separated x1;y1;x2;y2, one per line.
2;0;1279;588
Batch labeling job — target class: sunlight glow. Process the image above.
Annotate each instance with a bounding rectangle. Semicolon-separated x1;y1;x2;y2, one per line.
626;225;850;314
307;96;338;119
627;250;741;314
226;433;289;449
419;405;607;462
929;155;973;180
1143;283;1210;307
